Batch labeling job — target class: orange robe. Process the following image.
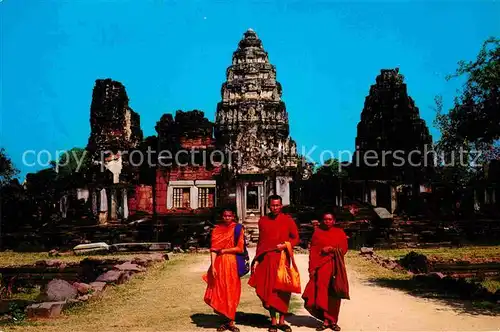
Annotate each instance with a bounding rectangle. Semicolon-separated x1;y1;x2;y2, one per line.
249;213;300;314
302;226;348;324
203;222;244;320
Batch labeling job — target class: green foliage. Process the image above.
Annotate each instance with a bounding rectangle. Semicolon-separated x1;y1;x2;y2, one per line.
25;167;58;197
53;147;92;189
434;95;477;188
436;37;499;149
0;148;19;187
3;147;93;229
313;158;348;178
445;37;500;145
55;147;91;177
24;147;91;199
8;302;27;323
434;37;500;189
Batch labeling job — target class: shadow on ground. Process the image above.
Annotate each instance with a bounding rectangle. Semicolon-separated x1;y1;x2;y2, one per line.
191;312;270;328
367;278;500;316
191;312;320;329
285;314;320;328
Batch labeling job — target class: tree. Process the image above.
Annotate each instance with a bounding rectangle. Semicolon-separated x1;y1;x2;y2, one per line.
434;37;500;188
25;168;58;206
0;148;19;187
303;158;348;207
0;178;32;235
433;37;499;219
436;37;499;152
434;96;477;189
0;149;21;247
446;37;499;145
313;158;348;178
53;147;92;190
55;147;91;176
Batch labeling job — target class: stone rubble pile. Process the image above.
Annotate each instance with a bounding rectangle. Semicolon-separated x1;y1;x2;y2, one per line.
360;248;500;304
25;253;167;319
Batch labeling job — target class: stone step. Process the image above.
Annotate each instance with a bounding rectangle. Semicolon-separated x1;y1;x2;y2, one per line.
244;222;259;226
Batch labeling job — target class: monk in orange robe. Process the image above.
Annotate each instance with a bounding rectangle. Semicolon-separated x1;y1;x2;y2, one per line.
249;195;299;332
302;212;349;331
203;209;244;332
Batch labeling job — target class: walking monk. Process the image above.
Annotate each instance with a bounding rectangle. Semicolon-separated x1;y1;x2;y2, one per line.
249;195;299;332
203;209;244;332
302;212;349;331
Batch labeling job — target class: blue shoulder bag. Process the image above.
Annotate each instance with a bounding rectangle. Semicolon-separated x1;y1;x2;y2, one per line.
234;223;250;277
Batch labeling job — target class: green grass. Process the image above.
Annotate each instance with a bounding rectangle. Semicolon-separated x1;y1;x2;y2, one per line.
376;246;500;261
372;246;500;294
345;252;412;281
1;253;279;331
0;251;165;267
480;279;500;294
6;286;41;301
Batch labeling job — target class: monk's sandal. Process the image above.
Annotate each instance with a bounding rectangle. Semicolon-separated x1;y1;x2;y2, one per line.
315;324;330;331
227;325;239;332
268;325;278;332
278;324;292;332
217;323;228;331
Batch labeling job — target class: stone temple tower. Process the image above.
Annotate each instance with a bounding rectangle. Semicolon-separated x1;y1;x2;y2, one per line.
352;68;433;183
350;69;434;213
215;29;299;238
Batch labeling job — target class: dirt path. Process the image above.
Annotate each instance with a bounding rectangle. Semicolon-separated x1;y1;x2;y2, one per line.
289;250;500;332
6;250;500;332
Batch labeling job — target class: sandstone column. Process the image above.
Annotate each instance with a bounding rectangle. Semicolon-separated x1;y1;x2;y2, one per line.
391;185;398;213
122;188;129;219
110;188;117;220
370;186;377;206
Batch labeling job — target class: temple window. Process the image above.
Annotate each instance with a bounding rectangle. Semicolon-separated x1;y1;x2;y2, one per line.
198;187;215;208
173;187;190;208
167;180;217;209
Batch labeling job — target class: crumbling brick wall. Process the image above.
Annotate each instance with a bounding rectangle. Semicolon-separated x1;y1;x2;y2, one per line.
131;110;221;215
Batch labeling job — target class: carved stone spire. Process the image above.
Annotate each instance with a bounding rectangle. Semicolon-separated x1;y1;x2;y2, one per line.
214;29;297;174
352;69;433;182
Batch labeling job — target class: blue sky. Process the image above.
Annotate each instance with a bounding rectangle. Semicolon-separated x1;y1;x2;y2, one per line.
2;1;499;180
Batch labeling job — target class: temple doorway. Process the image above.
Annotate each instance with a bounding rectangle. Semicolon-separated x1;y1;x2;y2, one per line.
376;182;392;211
246;185;260;213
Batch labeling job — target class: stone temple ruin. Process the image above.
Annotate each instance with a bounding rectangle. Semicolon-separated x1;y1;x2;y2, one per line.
214;28;300;241
58;29;302;244
17;29;498;250
348;68;434;214
86;79;143;224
